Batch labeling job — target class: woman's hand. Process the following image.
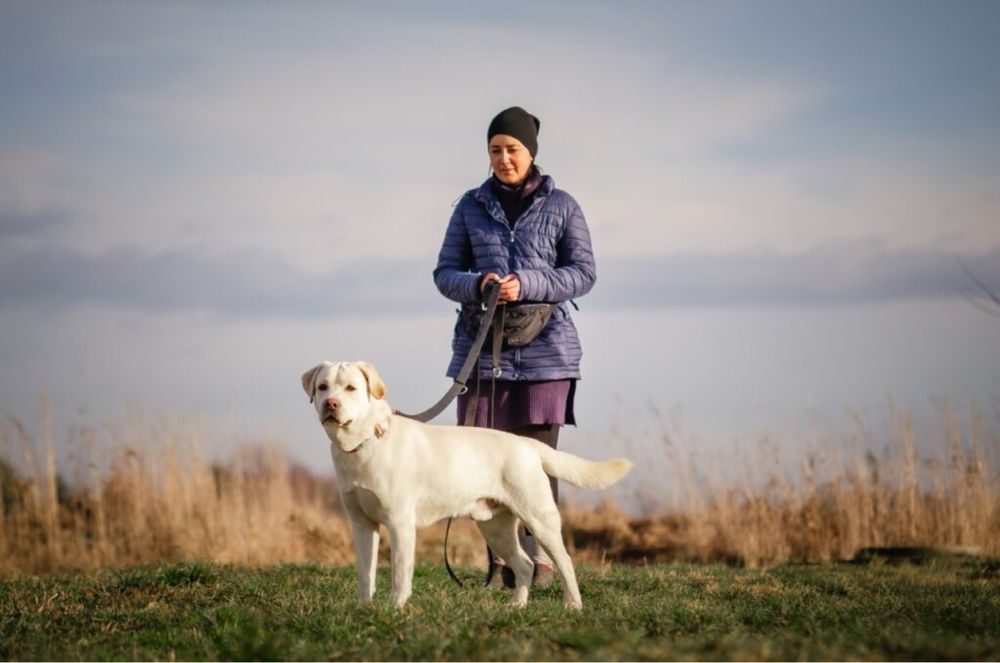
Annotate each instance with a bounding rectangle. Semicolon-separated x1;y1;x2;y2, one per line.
480;272;521;303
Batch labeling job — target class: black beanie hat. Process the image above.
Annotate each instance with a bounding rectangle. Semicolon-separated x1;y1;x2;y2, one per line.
487;106;540;157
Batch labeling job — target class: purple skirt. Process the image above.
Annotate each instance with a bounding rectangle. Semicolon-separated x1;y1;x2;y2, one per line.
456;379;576;430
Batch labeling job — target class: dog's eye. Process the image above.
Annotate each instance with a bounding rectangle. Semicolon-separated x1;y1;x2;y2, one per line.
317;384;328;392
345;385;357;392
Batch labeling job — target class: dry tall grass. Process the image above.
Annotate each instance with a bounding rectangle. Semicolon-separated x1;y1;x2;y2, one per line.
1;400;997;573
566;402;999;567
1;402;353;573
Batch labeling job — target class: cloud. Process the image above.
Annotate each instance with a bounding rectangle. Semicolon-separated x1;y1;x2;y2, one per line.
593;240;1000;309
2;3;998;320
0;243;434;318
0;207;69;239
4;2;998;271
3;238;998;318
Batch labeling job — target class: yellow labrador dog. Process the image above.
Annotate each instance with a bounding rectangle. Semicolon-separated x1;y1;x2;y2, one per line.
301;360;631;609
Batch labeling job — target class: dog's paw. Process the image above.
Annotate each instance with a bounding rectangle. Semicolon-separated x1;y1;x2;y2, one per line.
508;586;529;608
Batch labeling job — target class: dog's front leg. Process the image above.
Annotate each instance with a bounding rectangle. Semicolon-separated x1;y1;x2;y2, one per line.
387;516;416;608
342;491;379;602
350;516;379;602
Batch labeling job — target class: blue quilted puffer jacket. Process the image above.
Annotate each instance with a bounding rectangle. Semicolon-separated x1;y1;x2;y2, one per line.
433;174;596;381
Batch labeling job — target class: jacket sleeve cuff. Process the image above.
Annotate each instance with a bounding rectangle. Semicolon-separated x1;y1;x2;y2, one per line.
462;272;483;303
516;269;544;301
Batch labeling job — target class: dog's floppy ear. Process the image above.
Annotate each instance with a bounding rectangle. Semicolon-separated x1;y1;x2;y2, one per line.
355;361;386;400
300;364;324;403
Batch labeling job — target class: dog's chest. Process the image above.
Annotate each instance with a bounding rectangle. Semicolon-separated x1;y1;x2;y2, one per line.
351;487;391;524
331;461;389;521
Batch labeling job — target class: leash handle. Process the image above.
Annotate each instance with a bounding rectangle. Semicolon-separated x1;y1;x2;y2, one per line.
481;279;500;309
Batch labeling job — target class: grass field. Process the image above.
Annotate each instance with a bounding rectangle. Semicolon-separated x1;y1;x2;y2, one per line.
2;559;998;661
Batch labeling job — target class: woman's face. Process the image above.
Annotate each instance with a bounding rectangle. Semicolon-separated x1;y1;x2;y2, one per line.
489;134;533;185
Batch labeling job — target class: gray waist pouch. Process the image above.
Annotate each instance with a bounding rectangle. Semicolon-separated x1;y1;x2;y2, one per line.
460;303;554;348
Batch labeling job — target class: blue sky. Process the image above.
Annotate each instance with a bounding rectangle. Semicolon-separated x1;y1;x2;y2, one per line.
2;1;999;504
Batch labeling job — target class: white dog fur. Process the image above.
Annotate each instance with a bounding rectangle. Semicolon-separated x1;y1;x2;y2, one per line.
301;360;632;609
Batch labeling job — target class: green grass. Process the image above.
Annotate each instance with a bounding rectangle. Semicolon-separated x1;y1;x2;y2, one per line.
1;560;998;661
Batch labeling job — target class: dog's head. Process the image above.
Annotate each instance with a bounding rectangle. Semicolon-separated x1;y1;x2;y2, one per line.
301;361;387;450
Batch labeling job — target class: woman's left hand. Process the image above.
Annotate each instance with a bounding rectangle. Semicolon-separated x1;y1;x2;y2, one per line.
497;273;521;302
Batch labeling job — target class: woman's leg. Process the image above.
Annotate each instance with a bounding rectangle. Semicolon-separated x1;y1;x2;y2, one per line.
510;423;561;586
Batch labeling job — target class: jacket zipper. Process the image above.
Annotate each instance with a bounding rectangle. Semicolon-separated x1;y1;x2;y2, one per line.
485;202;516;270
484;192;543;381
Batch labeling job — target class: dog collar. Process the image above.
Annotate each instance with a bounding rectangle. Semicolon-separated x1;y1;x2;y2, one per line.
348;416;390;454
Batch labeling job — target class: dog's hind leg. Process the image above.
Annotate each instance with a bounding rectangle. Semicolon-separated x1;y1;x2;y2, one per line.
516;505;582;609
476;510;534;606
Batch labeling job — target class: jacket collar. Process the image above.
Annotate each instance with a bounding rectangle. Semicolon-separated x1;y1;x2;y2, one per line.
473;173;554;206
473;174;554;226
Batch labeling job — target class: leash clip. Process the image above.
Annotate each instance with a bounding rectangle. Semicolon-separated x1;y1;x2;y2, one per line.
492;366;502;378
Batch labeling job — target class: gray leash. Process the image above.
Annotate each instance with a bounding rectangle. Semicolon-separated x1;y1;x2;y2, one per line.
395;281;502;587
395;281;501;423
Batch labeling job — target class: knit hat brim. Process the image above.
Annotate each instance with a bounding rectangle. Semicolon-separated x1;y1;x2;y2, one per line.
487;106;540;157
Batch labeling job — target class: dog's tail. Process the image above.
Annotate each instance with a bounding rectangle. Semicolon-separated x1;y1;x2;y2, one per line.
534;443;632;490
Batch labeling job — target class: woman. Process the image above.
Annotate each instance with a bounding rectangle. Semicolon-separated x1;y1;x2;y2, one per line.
433;106;597;587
